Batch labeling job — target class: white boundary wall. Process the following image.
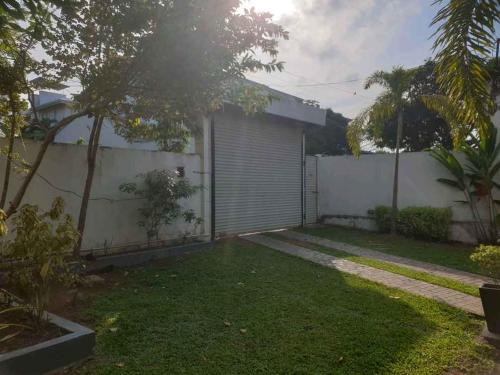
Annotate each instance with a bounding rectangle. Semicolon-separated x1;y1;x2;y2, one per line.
317;152;488;244
0;140;205;252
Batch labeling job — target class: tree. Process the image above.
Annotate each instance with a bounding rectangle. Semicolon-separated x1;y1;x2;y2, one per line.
0;49;29;209
305;109;350;155
431;0;499;144
347;67;415;234
43;0;288;255
366;61;453;151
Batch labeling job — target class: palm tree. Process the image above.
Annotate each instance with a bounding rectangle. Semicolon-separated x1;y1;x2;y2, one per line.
347;67;415;234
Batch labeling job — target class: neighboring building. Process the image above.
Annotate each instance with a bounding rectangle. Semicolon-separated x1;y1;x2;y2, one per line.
33;91;196;153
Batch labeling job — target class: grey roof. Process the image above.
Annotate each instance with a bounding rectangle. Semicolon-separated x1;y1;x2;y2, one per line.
33;81;327;126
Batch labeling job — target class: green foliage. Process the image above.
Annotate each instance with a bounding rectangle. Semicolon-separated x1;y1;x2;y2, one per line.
47;0;289;138
372;205;392;233
431;0;499;140
305;109;350;155
119;170;200;242
397;207;452;242
367;61;453;151
430;125;500;243
471;245;500;281
1;197;79;327
372;205;452;242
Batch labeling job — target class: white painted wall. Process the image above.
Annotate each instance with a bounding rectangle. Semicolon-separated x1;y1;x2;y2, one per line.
317;152;490;243
38;102;196;153
0;139;206;253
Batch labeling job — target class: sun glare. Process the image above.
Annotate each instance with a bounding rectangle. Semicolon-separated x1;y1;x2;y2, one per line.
243;0;296;18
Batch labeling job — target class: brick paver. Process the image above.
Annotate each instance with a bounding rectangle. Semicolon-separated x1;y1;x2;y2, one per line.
280;230;493;287
244;234;484;316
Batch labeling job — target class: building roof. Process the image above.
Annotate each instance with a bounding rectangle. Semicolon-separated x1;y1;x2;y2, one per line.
33;81;327;126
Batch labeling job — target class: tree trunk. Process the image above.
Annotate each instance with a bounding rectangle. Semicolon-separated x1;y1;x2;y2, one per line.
74;116;104;256
0;93;17;209
391;109;403;235
5;110;89;218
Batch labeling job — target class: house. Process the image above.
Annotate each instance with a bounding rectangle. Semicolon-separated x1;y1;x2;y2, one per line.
25;84;326;246
32;91;196;153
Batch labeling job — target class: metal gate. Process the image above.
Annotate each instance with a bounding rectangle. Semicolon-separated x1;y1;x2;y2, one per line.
304;155;319;224
213;110;304;236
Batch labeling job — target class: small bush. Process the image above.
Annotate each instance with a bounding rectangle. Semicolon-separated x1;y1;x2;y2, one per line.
373;206;392;233
371;205;452;242
119;169;200;242
1;197;79;328
398;207;452;242
471;245;500;282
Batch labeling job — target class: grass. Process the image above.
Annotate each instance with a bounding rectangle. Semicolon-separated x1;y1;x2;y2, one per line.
268;232;480;297
298;225;484;275
75;239;496;374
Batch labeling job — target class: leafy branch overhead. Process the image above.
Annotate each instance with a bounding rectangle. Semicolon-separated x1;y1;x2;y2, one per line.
431;0;499;138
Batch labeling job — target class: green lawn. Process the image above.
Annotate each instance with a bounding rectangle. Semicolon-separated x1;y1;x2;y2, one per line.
298;225;483;275
75;239;496;374
268;232;480;297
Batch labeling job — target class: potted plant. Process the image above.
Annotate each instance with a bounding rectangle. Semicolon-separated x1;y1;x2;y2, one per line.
471;245;500;334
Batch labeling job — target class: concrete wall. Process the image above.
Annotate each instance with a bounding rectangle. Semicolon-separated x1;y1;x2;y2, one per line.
0;139;205;253
317;152;489;243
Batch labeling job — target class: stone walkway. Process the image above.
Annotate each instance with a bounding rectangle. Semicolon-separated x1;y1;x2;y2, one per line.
279;230;493;287
243;234;484;316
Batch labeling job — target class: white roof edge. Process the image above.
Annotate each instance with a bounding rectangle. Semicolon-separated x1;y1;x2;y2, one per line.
264;96;326;126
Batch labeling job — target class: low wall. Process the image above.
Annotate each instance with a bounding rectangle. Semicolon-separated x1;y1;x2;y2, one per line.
317;152;488;244
0;140;204;252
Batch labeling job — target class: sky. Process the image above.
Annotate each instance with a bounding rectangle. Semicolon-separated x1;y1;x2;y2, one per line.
244;0;439;118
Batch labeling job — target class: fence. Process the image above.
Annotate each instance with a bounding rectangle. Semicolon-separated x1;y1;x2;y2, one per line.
0;140;204;253
317;152;487;243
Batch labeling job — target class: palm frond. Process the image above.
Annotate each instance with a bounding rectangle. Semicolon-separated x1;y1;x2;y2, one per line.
364;71;389;90
431;0;498;138
346;107;371;158
421;94;471;148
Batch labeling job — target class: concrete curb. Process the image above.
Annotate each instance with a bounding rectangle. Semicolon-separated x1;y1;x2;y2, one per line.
0;311;95;375
85;241;214;272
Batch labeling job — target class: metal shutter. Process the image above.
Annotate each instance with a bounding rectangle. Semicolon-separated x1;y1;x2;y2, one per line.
214;110;303;235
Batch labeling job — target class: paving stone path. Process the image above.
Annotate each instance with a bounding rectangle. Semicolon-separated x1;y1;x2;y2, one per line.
244;234;484;316
280;230;493;287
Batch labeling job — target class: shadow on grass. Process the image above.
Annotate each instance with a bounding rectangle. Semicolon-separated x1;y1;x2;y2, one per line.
78;239;492;375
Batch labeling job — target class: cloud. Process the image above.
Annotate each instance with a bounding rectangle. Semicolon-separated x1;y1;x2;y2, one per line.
247;0;432;117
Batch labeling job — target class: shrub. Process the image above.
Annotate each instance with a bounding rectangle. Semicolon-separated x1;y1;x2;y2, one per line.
471;245;500;282
398;207;452;242
372;206;393;233
371;205;452;242
1;197;79;327
119;169;200;242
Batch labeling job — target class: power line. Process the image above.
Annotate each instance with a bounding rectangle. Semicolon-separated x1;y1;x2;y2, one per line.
276;70;374;100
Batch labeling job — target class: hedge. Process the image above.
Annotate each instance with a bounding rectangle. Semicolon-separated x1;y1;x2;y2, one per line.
371;205;452;242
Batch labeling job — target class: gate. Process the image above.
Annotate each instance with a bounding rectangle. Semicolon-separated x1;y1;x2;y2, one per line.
304;156;319;224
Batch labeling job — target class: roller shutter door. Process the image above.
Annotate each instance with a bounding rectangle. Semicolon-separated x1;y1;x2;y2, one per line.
214;110;303;235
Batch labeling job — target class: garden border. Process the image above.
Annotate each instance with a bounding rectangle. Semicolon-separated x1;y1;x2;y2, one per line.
0;311;95;375
85;240;214;271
